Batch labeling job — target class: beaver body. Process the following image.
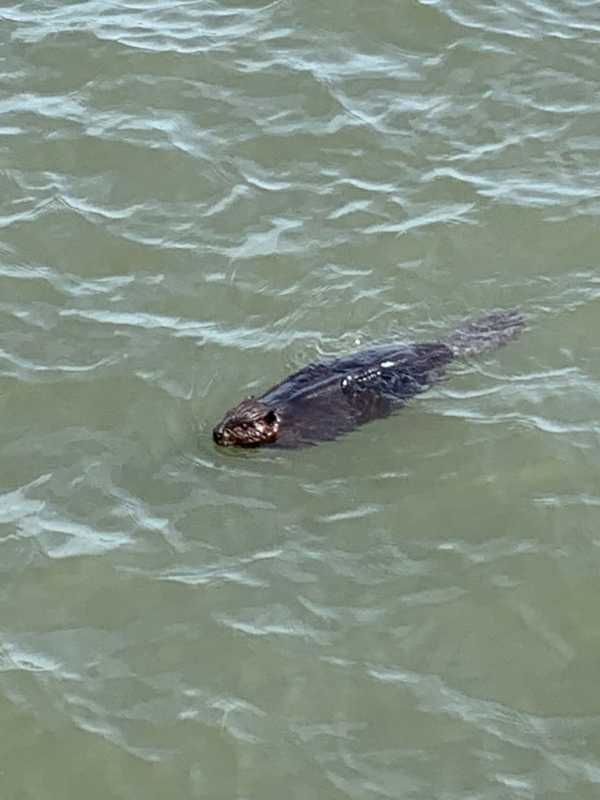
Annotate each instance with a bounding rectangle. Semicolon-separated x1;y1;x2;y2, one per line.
213;310;524;449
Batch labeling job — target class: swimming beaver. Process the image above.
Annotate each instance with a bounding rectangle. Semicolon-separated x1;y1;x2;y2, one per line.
213;309;525;448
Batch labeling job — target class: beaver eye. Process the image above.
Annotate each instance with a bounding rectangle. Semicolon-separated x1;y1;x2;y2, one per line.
264;410;277;425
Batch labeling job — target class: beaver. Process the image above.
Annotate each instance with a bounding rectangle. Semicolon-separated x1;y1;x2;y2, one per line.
213;309;525;449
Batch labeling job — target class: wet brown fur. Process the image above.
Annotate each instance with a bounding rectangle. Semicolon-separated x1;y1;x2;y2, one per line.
213;310;525;449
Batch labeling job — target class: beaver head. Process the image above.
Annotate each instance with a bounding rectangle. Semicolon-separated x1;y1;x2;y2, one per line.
213;398;280;447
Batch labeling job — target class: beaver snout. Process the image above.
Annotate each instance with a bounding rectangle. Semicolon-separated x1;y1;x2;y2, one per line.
213;425;228;446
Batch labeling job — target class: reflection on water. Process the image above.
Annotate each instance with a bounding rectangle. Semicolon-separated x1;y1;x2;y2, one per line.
2;0;600;797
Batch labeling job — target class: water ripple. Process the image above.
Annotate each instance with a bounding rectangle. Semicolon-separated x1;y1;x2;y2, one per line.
2;0;600;795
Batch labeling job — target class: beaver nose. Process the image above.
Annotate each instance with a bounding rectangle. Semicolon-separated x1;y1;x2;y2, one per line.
213;426;224;445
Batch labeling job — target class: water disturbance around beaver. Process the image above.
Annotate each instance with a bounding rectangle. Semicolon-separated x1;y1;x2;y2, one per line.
213;310;525;447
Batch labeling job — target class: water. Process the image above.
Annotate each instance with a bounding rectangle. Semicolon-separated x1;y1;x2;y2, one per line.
2;1;600;797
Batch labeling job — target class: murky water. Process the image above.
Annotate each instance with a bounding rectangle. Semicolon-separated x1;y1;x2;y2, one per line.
2;1;600;797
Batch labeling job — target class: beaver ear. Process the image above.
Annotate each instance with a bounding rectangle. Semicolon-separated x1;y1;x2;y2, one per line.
264;409;278;425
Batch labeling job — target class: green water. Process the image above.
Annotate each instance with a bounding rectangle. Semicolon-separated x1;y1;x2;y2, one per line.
2;1;600;797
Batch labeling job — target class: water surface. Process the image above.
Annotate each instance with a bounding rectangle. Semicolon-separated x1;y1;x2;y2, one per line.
2;1;600;797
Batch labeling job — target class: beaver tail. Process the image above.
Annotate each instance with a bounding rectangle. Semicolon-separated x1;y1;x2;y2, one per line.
445;309;525;358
